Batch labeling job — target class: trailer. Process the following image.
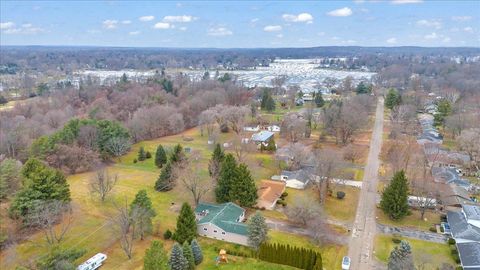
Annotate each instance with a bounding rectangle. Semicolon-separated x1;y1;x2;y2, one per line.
77;253;107;270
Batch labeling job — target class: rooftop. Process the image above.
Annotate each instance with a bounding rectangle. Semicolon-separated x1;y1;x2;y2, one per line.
447;210;480;242
251;131;274;142
464;205;480;221
457;242;480;268
281;169;312;184
195;202;248;236
257;180;286;205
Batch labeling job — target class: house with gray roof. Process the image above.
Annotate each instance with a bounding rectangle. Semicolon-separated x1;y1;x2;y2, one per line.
447;204;480;269
251;130;274;144
271;169;314;189
194;202;248;246
457;242;480;269
432;166;471;189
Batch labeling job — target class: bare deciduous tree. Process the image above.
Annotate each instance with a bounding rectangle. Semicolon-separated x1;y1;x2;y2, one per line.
313;149;343;203
283;143;312;170
174;151;211;206
280;113;306;143
286;196;323;226
25;200;73;246
110;199;135;259
458;128;480;171
90;168;118;202
105;136;131;159
343;144;363;164
198;109;218;138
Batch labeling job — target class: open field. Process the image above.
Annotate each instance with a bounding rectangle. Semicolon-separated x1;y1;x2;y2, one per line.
374;234;455;268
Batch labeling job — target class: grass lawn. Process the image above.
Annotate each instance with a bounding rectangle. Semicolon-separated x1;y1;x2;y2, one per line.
269;231;347;270
376;208;441;231
325;186;360;222
374;234;455;268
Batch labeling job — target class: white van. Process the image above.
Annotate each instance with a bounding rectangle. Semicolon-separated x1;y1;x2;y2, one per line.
77;253;107;270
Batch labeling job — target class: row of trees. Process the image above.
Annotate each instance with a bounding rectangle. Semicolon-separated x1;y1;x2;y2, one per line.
258;243;323;270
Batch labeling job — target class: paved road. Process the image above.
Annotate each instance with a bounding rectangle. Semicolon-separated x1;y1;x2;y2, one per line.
348;97;384;270
377;224;448;243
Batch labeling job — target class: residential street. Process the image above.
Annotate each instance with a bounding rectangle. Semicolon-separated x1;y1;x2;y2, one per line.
348;97;385;270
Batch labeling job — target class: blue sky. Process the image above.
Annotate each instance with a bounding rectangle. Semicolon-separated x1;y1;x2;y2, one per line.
1;0;479;47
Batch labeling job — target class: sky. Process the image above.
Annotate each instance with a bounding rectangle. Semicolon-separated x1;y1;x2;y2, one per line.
0;0;479;48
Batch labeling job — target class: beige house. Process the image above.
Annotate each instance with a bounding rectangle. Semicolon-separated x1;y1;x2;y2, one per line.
195;202;249;246
256;180;286;210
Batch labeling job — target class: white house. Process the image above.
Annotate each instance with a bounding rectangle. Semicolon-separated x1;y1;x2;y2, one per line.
267;125;281;132
77;253;107;270
195;202;249;246
272;169;312;189
243;125;260;132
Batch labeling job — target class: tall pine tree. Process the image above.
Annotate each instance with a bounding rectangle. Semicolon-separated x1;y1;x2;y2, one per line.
215;154;237;203
174;203;197;244
144;240;169;270
138;146;147;161
169;243;188;270
314;91;325;108
155;145;168;168
380;170;409;220
208;144;224;182
232;164;258;207
190;239;203;265
182;241;195;270
170;144;185;164
247;211;269;250
130;189;156;240
155;161;174;191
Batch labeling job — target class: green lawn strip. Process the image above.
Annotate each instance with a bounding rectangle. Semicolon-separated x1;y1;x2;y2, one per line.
376;208;441;232
374;234;455;268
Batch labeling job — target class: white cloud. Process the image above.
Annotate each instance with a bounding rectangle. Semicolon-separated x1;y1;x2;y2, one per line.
345;39;356;44
424;32;438;39
129;31;140;35
353;0;365;4
207;27;233;36
87;29;101;34
416;19;442;29
179;26;187;31
122;20;131;24
276;34;283;38
442;37;451;43
391;0;423;4
464;27;473;33
2;23;44;34
263;25;282;32
163;15;195;23
318;32;325;36
386;37;397;44
251;18;259;23
327;7;353;17
139;15;155;22
153;22;171;29
282;13;313;23
102;19;118;29
452;16;472;22
0;21;15;30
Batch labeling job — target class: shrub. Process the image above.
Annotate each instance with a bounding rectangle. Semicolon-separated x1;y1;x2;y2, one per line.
451;248;458;255
392;238;401;244
429;227;437;233
133;158;137;163
336;191;346;199
455;266;464;270
163;229;172;240
448;238;456;245
280;192;288;199
146;151;152;159
452;253;460;264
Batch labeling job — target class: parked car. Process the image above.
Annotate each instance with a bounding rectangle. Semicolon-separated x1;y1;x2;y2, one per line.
342;256;351;270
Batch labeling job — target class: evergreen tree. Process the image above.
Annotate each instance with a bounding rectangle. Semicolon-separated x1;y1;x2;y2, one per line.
155;161;174;191
265;95;276;112
169;243;188;270
174;203;197;244
138;146;147;161
155;145;168;168
385;88;401;109
190;239;203;265
260;88;270;110
182;241;195;270
9;158;70;219
208;144;225;181
434;99;452;127
387;240;414;270
314;91;325;108
144;240;169;270
215;154;237;203
130;190;156;240
170;144;185;164
380;170;409;220
355;82;370;94
121;73;128;84
247;211;269;250
232;164;258;207
36;246;85;270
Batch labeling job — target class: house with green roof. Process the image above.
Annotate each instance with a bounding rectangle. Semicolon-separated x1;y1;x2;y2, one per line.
194;202;249;246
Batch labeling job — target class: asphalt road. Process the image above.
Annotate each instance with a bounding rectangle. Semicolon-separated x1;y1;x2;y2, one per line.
347;97;385;270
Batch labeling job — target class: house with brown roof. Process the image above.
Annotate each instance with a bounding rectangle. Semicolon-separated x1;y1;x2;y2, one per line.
256;180;286;210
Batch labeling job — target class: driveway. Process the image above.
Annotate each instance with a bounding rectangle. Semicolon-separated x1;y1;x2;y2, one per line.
376;224;448;243
347;97;385;270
